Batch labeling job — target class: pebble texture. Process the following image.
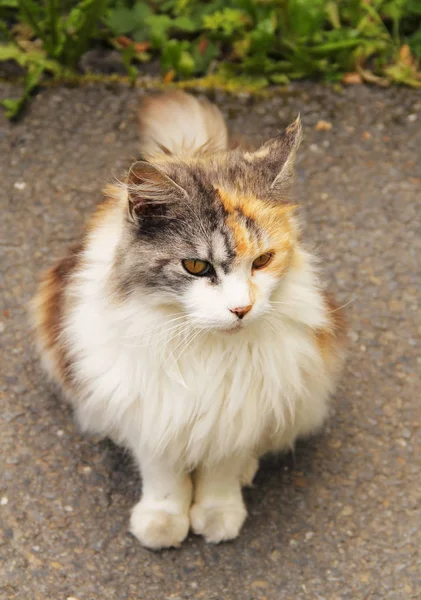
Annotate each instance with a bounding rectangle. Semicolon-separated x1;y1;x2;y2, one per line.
0;83;420;600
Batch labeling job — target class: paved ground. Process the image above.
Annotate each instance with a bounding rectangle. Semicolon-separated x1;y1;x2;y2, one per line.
0;82;420;600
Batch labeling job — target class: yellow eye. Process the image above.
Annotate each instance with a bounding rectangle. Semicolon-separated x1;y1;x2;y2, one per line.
252;252;273;270
182;259;212;276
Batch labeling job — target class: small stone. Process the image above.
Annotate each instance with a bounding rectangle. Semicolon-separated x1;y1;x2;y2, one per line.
340;505;354;517
304;531;314;541
315;120;333;132
51;561;63;569
328;439;342;449
369;275;382;286
348;330;359;342
270;550;281;562
0;322;5;333
407;114;417;122
388;299;404;312
293;476;308;488
1;496;8;505
251;580;269;589
57;430;64;437
13;181;26;190
64;505;73;512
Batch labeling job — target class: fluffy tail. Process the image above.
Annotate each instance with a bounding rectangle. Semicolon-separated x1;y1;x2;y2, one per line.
137;91;228;158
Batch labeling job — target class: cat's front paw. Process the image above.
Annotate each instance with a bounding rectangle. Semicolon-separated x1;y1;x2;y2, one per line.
190;501;247;544
130;502;189;550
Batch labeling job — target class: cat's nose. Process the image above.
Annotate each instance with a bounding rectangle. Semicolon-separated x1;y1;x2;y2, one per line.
229;305;252;320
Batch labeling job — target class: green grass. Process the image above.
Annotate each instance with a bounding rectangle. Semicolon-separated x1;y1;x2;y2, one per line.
1;0;421;118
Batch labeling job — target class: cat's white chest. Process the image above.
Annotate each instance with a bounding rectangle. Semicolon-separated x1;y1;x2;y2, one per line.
83;319;328;467
70;258;331;468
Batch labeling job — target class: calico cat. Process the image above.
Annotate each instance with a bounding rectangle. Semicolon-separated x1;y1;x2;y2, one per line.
32;91;345;549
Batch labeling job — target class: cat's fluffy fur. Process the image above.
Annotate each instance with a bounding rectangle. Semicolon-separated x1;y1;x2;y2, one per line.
32;91;345;549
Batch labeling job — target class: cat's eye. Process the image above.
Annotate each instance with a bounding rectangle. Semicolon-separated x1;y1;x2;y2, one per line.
182;259;212;276
252;252;274;270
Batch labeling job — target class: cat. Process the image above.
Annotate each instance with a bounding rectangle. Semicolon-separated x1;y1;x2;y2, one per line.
32;91;346;550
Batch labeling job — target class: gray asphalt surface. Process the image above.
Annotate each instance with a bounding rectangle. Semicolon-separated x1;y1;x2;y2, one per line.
0;82;420;600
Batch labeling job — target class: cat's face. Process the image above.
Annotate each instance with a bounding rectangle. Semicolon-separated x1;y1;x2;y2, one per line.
178;189;296;332
115;120;301;332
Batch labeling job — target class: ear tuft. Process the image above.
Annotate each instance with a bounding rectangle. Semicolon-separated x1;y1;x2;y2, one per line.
244;115;302;198
270;114;302;191
127;161;185;220
285;114;302;144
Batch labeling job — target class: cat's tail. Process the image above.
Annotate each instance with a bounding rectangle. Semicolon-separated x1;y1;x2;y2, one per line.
137;91;228;158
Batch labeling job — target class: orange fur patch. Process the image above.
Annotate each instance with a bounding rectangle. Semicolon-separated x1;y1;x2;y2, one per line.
33;244;83;387
216;187;297;276
316;292;347;369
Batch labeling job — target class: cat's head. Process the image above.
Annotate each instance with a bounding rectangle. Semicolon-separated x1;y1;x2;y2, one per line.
115;118;302;332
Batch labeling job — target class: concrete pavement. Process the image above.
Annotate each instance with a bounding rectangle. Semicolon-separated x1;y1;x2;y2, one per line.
0;82;420;599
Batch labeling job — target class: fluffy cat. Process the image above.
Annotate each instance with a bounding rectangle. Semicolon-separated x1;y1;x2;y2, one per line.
32;91;345;549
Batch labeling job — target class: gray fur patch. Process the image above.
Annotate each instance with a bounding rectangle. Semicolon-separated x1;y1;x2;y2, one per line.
113;126;298;297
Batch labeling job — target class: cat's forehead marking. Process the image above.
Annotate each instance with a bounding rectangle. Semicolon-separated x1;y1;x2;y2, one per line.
215;186;296;272
216;187;261;259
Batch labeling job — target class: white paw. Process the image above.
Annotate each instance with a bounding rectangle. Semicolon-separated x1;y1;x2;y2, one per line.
130;502;189;550
190;501;247;544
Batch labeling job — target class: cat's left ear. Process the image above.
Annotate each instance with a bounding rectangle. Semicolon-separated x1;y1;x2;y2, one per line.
127;160;187;220
244;116;302;195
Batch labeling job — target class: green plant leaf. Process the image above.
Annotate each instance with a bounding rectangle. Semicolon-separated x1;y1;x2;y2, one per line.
270;72;289;84
147;14;172;47
173;16;198;33
107;7;137;35
203;8;249;37
1;61;43;118
178;49;195;76
325;1;340;29
287;0;327;37
192;37;219;73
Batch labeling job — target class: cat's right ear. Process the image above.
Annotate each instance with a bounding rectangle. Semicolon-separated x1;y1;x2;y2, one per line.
127;161;186;220
243;116;302;197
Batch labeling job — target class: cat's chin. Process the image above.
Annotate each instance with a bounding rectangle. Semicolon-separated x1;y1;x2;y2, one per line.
218;324;243;335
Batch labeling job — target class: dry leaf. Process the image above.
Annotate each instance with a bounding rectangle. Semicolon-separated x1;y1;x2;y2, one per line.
134;41;150;53
163;70;175;84
342;72;362;85
198;38;209;56
357;67;389;88
315;120;333;132
399;44;413;67
115;36;132;48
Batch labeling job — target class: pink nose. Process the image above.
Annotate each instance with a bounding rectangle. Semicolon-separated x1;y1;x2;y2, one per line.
229;305;252;320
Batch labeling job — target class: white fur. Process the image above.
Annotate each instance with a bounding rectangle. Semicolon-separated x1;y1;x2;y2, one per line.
50;188;341;548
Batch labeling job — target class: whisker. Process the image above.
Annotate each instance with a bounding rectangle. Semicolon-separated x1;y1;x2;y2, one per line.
172;327;204;365
166;326;195;365
327;298;355;314
121;314;187;339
